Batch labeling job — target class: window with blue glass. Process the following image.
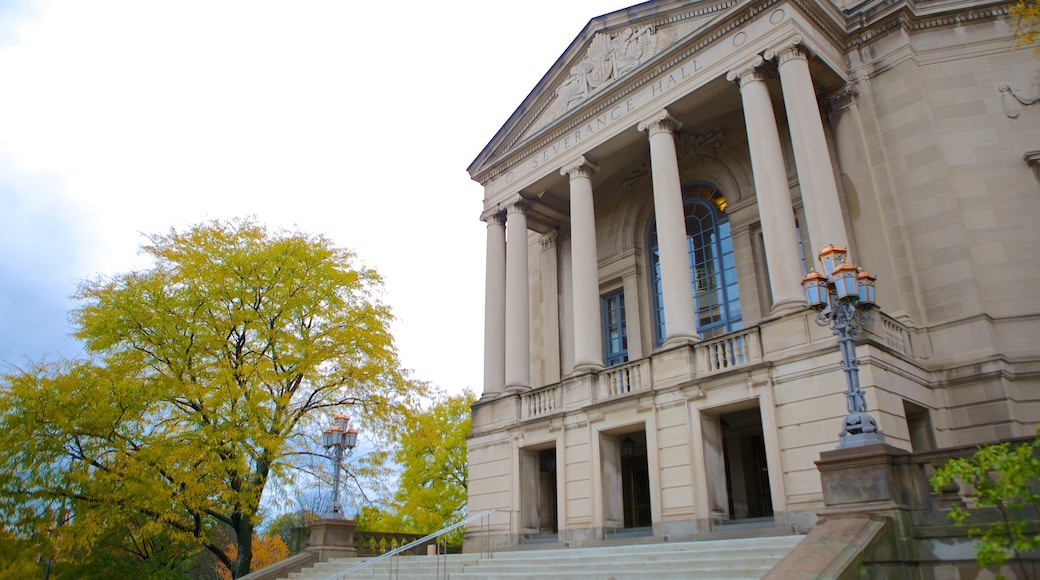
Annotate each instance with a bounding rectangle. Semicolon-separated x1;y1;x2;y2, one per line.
649;182;743;344
602;290;629;366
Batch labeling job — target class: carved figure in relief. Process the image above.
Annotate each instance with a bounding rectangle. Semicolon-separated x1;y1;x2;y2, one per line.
558;62;594;109
1000;72;1040;119
555;25;660;114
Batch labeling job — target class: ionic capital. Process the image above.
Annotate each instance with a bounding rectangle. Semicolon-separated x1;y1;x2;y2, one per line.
560;156;600;180
480;208;507;225
637;109;683;137
764;34;814;65
823;84;858;114
725;56;765;87
506;198;530;215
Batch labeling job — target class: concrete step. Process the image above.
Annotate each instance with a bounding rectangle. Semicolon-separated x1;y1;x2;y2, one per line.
284;534;804;580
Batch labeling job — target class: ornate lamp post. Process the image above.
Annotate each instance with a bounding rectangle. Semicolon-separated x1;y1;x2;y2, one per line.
802;245;886;449
321;414;358;519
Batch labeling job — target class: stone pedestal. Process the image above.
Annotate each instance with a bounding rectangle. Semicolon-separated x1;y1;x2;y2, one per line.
305;519;358;561
812;443;921;578
815;443;923;515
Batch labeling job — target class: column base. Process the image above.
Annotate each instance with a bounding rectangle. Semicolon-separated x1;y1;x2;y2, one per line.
770;297;806;316
571;361;604;374
661;334;699;348
503;384;530;395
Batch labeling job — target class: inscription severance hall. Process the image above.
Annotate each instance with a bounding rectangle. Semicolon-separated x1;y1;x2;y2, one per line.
465;0;1040;565
482;6;791;199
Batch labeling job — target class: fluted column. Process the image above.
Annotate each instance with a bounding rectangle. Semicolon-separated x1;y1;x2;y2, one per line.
727;58;805;313
539;233;562;385
482;210;506;398
562;156;604;372
504;200;531;393
638;110;699;344
766;37;849;253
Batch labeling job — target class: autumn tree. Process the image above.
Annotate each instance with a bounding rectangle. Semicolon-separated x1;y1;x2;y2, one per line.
0;219;419;578
357;390;473;543
1011;0;1040;52
216;534;288;580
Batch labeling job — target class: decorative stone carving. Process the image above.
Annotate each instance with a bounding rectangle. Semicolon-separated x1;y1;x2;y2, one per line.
725;56;766;87
621;163;651;194
763;34;813;64
637;109;682;137
480;208;507;225
1000;72;1040;119
823;84;857;114
678;130;724;165
1026;150;1040;182
552;25;663;118
560;155;600;180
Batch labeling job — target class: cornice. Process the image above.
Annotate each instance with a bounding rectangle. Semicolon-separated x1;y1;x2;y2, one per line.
469;0;1019;187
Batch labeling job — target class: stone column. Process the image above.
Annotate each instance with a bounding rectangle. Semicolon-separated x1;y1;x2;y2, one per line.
505;200;531;393
540;233;562;385
767;36;849;253
482;210;506;398
562;156;604;372
638;110;699;344
726;58;805;313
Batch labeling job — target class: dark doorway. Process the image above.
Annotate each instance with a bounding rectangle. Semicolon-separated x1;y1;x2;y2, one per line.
720;408;773;520
620;432;652;528
538;449;558;533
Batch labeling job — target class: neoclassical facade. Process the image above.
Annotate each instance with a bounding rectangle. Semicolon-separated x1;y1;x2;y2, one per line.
465;0;1040;549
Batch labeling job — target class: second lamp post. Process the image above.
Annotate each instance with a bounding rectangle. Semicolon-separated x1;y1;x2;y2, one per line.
801;245;886;449
321;414;358;519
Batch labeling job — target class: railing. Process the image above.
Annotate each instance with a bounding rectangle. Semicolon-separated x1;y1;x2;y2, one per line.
325;509;496;580
354;531;434;557
521;384;561;420
696;327;761;373
873;312;913;358
600;358;650;400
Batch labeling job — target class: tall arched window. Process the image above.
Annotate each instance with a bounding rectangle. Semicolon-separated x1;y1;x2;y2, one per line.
649;182;742;345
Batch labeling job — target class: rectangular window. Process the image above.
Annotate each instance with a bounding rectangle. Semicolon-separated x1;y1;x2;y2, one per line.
602;290;629;367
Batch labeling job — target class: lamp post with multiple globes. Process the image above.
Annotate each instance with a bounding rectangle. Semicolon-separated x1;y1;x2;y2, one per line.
320;414;358;519
801;245;886;449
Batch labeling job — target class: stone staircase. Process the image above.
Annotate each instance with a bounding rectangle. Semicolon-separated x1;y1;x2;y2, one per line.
286;534;804;579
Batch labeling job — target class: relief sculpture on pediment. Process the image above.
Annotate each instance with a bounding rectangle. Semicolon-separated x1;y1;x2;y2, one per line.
550;26;665;119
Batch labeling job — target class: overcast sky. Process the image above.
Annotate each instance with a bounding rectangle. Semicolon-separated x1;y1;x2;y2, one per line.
0;0;638;395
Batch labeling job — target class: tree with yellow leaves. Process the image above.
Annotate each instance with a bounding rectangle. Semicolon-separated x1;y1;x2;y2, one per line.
1011;0;1040;52
0;219;419;578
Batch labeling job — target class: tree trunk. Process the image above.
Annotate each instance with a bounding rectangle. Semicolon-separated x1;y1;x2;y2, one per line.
231;514;253;578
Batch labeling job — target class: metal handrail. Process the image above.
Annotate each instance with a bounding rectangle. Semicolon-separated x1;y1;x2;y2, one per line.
324;509;496;579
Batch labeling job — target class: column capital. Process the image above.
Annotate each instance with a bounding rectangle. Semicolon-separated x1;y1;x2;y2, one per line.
480;208;506;225
506;197;530;214
561;155;600;179
764;34;814;64
823;84;858;114
725;55;765;87
637;109;683;136
539;231;559;250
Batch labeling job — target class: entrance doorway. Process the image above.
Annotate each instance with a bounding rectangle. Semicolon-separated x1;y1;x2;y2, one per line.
520;447;558;537
601;429;651;532
719;407;773;520
620;432;651;528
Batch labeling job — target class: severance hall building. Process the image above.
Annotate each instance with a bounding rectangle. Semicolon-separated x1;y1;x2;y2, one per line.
465;0;1040;548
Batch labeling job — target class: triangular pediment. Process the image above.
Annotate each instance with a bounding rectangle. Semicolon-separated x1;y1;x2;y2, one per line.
468;0;731;181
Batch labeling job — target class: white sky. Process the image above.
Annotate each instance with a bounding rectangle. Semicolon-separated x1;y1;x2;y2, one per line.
0;0;637;395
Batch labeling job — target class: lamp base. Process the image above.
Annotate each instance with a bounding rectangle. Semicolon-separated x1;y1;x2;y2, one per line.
838;412;885;449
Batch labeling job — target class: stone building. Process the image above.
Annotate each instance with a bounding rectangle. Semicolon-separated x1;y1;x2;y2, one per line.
465;0;1040;549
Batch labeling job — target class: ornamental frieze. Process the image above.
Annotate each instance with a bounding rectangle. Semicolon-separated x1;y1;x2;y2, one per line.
530;25;674;133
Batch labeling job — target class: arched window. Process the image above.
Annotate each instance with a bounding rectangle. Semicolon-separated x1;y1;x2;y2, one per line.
649;182;742;344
